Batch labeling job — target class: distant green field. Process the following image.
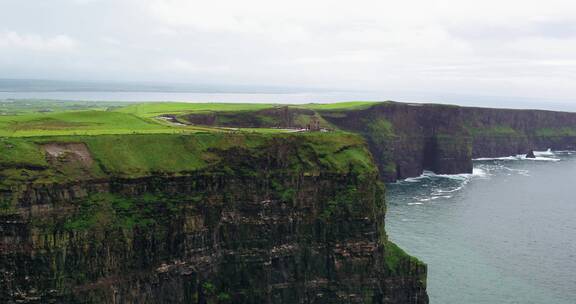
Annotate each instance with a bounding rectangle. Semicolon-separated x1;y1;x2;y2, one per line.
114;101;383;117
0;108;299;137
0;110;197;137
300;101;381;111
0;100;386;137
116;102;277;117
0;99;128;115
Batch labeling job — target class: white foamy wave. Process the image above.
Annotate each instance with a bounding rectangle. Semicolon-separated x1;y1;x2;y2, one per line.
416;197;437;202
474;154;560;162
519;155;560;162
502;167;530;176
534;149;554;156
472;167;488;177
426;172;470;180
416;195;452;202
402;175;430;183
407;202;423;205
394;167;490;202
474;156;518;161
433;186;463;194
396;168;488;186
431;188;456;196
421;168;487;180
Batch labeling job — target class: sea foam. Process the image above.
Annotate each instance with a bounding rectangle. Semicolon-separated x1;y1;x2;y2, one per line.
474;150;560;162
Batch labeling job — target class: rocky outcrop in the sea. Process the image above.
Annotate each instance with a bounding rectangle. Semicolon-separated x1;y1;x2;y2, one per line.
0;133;428;303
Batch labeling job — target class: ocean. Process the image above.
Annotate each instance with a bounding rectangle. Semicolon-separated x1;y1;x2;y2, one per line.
2;90;576;112
386;150;576;304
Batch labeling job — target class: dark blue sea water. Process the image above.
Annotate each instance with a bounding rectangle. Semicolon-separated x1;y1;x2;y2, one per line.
386;150;576;304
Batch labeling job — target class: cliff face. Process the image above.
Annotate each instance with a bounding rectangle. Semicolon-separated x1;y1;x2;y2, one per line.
318;102;576;182
181;107;321;129
460;107;576;158
0;133;427;303
318;103;473;182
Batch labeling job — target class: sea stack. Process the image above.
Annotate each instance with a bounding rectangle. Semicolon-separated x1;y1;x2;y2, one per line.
526;150;536;158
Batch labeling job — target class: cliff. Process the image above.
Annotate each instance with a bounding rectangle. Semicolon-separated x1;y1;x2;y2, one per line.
316;103;471;182
177;102;576;182
0;133;427;303
166;101;576;182
462;106;576;157
317;102;576;181
173;101;576;182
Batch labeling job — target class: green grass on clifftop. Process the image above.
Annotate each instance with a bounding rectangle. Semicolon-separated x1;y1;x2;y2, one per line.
0;101;383;186
0;131;376;184
0;101;390;137
88;132;375;177
300;101;381;111
114;101;385;119
0;110;186;137
115;102;276;117
384;240;426;276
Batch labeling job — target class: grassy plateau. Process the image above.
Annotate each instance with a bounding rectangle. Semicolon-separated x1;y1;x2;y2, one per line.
0;100;384;137
0;100;382;185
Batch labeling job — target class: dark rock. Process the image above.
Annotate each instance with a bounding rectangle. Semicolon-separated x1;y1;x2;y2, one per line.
526;150;536;158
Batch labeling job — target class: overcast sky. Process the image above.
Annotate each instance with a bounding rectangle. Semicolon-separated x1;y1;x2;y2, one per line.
3;0;576;106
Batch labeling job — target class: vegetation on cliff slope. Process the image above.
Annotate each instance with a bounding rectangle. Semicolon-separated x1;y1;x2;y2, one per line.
116;102;277;117
0;100;383;189
0;101;338;137
0;132;376;185
466;125;520;136
534;127;576;137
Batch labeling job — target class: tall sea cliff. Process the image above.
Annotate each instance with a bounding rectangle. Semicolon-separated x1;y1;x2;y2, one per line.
174;101;576;182
4;100;575;303
0;133;427;303
319;102;576;181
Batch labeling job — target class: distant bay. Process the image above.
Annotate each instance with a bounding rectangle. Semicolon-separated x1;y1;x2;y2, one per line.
0;91;360;103
3;90;576;112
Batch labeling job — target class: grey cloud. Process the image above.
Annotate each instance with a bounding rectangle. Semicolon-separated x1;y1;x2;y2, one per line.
2;0;576;107
446;19;576;42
